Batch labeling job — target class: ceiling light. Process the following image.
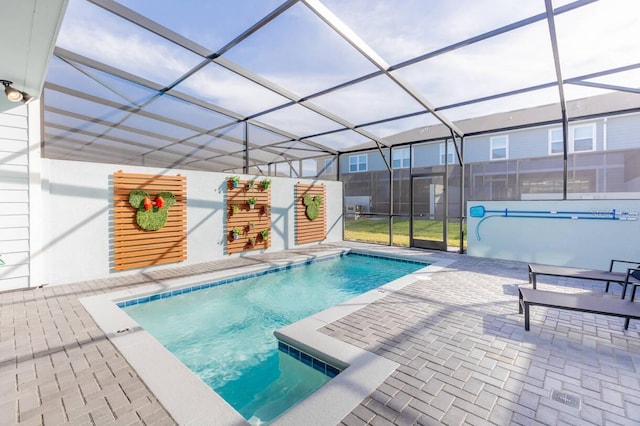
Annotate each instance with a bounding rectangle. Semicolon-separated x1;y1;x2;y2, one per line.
1;80;23;102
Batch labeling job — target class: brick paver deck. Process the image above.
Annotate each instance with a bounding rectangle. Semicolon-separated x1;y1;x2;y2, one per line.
1;243;639;425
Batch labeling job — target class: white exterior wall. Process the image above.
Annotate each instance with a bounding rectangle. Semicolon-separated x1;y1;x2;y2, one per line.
42;159;343;286
467;200;640;269
0;105;36;292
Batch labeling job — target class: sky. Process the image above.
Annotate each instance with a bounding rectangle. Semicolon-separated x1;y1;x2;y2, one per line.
50;0;640;153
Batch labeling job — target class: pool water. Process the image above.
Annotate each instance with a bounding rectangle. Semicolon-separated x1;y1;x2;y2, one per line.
122;253;425;423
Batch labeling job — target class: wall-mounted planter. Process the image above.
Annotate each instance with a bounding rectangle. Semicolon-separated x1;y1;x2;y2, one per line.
129;190;177;231
295;183;326;245
303;194;323;221
226;177;271;254
113;171;187;271
228;176;241;188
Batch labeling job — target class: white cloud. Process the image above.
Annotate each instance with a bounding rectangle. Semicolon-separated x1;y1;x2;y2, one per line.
554;0;640;77
320;0;639;116
178;64;291;117
57;0;200;85
54;0;640;151
321;0;543;64
309;74;423;125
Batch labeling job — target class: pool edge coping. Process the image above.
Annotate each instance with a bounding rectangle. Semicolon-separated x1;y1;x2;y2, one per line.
79;247;455;425
272;250;455;425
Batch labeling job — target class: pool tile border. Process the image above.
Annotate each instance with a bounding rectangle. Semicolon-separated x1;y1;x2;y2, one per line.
81;246;450;426
116;251;429;308
278;341;341;378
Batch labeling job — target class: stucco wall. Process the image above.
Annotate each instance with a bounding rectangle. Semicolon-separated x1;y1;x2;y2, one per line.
467;199;640;270
42;159;343;286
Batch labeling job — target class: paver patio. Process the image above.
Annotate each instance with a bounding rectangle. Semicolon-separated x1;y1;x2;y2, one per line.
1;243;639;425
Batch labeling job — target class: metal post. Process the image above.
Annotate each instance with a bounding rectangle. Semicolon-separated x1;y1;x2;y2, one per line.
409;174;414;247
373;145;393;246
545;0;569;200
458;136;465;253
443;139;449;250
389;149;394;246
562;118;569;200
337;154;344;240
244;121;249;174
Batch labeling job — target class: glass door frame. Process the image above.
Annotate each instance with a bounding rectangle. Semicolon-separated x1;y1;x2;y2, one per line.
410;172;447;251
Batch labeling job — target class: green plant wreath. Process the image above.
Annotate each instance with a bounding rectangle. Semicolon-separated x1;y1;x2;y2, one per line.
129;190;176;230
303;194;323;221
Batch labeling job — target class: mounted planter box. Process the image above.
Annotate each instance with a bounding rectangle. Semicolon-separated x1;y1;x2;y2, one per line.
295;182;326;245
226;177;271;254
113;171;187;271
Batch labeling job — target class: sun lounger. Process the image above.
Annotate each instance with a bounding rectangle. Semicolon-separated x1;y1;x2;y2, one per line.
528;260;640;299
518;287;640;330
626;267;640;301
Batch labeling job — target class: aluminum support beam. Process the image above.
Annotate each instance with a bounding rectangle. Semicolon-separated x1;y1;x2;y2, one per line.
302;0;464;139
545;0;569;200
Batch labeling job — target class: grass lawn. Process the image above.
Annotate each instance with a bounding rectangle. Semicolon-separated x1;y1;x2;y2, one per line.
344;217;466;248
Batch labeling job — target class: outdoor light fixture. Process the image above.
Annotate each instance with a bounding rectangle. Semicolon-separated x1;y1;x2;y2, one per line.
21;92;34;104
1;80;22;102
1;80;33;103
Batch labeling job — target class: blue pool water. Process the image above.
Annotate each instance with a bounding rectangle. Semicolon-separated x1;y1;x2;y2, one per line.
121;253;426;423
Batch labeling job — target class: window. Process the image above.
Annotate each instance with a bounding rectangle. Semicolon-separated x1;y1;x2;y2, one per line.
323;158;334;174
348;154;367;172
392;148;410;169
549;128;563;154
439;142;455;165
548;124;595;155
490;135;508;160
573;125;595;152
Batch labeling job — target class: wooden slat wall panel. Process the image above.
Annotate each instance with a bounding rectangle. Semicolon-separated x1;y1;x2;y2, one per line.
113;171;186;271
227;179;271;254
295;183;326;245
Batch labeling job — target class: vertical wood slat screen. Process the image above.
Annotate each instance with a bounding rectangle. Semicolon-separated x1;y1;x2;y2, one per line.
227;179;271;254
295;183;326;244
113;171;187;271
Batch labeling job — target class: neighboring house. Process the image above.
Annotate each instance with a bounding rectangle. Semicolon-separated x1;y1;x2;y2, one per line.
318;100;640;216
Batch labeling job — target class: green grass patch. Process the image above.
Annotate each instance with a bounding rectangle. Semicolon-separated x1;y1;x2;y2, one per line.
345;217;465;248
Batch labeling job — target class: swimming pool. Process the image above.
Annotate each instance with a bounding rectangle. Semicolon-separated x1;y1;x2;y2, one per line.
120;253;427;424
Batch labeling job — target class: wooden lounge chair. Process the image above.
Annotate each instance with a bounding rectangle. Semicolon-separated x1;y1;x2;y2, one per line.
528;260;640;299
